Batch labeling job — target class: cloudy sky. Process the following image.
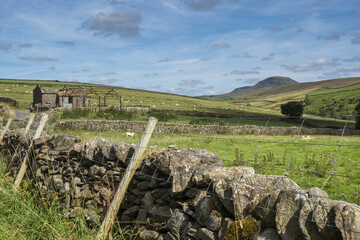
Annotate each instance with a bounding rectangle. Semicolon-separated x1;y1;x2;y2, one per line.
1;0;360;96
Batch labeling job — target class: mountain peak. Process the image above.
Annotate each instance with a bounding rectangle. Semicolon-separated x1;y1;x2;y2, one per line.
253;76;298;89
229;76;297;95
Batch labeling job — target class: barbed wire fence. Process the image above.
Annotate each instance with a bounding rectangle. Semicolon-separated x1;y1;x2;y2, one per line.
142;115;360;237
0;113;359;238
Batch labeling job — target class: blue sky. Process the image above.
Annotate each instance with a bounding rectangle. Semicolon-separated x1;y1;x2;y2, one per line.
1;0;360;96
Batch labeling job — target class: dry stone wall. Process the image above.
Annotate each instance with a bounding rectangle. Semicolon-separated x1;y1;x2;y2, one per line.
2;130;360;240
56;120;360;136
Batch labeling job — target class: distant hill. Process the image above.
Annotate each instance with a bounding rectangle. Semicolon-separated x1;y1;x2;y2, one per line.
205;77;360;101
229;76;297;95
304;83;360;116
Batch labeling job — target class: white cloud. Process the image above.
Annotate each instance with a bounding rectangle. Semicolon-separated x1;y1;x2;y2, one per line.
80;11;141;37
211;42;230;49
351;34;360;44
179;79;206;87
18;56;58;62
183;0;222;11
282;58;338;72
318;32;345;41
230;69;260;75
322;66;360;78
0;43;12;50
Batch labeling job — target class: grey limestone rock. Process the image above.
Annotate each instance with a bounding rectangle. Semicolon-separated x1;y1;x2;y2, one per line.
139;229;159;240
148;205;173;222
195;196;215;225
197;228;217;240
205;210;222;231
257;228;281;240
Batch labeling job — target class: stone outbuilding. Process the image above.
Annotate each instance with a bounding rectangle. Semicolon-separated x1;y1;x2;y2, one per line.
32;84;91;109
33;84;58;108
57;86;91;108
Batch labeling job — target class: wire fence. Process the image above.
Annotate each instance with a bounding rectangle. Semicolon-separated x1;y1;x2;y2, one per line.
1;114;359;238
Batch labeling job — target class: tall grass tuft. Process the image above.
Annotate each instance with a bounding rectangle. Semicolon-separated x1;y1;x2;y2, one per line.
0;155;97;240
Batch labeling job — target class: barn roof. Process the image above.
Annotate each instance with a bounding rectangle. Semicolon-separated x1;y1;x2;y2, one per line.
34;84;57;94
57;85;89;97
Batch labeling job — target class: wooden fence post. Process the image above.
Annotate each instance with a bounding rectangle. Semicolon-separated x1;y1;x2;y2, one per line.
6;114;35;172
0;118;13;145
97;117;158;240
14;113;48;189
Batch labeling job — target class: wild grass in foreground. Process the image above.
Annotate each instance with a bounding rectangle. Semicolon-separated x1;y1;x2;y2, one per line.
52;128;360;204
0;155;95;240
0;154;142;240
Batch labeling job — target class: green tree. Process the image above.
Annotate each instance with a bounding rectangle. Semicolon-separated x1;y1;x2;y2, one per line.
355;101;360;130
280;101;304;117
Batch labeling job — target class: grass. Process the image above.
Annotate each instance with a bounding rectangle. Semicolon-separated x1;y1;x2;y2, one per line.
220;77;360;113
304;84;360;117
0;155;97;239
0;154;141;240
2;78;356;129
0;79;274;115
51;127;360;204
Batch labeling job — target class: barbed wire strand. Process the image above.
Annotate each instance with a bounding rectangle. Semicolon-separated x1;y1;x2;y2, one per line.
222;118;242;161
265;118;306;209
311;120;349;222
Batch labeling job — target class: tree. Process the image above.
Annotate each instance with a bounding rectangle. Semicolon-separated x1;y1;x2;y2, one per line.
355;101;360;130
280;101;304;117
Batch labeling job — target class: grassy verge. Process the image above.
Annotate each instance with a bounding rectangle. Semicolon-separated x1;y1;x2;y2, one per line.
0;155;96;239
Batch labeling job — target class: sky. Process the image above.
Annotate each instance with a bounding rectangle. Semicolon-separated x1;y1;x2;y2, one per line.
1;0;360;96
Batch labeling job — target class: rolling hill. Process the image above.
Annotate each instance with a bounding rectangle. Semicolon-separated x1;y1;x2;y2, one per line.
229;76;297;95
304;84;360;117
0;78;280;116
204;77;360;112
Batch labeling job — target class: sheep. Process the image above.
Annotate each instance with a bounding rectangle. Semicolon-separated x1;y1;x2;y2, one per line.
301;135;312;140
126;132;135;138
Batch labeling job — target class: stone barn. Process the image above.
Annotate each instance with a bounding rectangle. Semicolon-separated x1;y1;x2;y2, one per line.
32;84;91;109
57;86;91;108
33;84;58;108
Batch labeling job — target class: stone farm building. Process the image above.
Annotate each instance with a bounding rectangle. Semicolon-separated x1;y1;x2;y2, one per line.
33;84;91;109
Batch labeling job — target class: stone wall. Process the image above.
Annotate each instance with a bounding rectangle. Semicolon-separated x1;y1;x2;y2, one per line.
2;130;359;240
0;97;19;107
56;120;360;136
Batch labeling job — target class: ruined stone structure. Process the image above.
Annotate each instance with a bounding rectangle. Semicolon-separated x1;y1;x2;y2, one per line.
57;85;91;108
32;84;91;109
2;129;359;240
33;84;58;108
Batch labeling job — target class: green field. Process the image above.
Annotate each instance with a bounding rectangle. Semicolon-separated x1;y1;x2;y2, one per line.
0;79;277;116
304;84;360;117
51;127;360;204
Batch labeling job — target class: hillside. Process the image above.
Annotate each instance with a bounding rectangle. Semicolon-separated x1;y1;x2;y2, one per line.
0;78;280;116
304;83;360;116
209;77;360;112
229;76;297;95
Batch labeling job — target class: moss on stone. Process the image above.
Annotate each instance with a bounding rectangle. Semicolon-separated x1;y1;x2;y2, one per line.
223;215;261;240
212;210;222;217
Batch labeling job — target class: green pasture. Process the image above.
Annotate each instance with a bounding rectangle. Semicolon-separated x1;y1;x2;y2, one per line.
0;79;276;115
304;84;360;117
52;127;360;204
53;108;297;127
